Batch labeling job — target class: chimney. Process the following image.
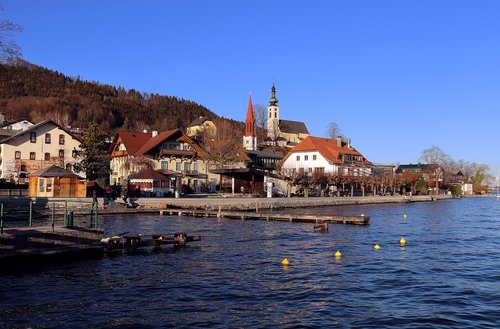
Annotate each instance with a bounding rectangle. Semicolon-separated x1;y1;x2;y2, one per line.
143;129;148;133
152;131;158;137
336;136;342;147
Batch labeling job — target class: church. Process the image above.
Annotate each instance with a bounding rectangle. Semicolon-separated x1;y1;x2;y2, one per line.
266;83;309;147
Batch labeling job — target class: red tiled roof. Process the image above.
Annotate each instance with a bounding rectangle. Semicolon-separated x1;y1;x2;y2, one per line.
135;129;180;155
114;131;151;155
282;136;370;165
129;168;170;180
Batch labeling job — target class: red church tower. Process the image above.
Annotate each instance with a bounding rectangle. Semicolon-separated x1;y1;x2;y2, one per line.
243;95;257;150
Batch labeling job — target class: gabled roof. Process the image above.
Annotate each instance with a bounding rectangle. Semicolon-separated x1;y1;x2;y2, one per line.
279;119;309;134
282;136;370;166
0;119;82;144
30;165;82;178
112;131;151;155
129;168;173;180
135;129;180;155
187;116;213;128
395;163;430;173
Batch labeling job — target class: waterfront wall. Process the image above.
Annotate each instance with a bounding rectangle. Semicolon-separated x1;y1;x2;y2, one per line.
132;194;454;211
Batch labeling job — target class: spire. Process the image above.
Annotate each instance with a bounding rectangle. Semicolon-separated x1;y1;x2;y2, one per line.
245;95;256;137
269;82;278;106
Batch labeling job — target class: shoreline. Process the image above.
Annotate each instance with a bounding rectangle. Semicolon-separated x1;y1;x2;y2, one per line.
102;194;455;213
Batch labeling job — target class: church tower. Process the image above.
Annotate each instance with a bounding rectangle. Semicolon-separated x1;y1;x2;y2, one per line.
267;83;280;141
243;95;257;150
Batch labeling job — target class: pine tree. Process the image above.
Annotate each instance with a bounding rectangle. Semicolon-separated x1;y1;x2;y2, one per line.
75;121;109;181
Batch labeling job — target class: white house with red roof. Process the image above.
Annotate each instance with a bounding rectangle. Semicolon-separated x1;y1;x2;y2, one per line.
280;136;372;177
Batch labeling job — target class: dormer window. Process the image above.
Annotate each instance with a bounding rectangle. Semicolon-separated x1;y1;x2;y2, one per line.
30;132;36;143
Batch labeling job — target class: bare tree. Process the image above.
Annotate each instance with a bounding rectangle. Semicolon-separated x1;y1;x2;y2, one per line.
0;4;22;62
253;104;268;143
325;122;341;139
203;118;241;168
419;146;451;194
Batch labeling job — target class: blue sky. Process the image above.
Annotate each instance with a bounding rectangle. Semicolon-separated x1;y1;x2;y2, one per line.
3;0;500;174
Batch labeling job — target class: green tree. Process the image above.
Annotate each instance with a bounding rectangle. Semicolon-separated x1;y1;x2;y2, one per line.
76;121;109;181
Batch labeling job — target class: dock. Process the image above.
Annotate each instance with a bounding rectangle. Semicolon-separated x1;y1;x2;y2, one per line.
159;208;369;225
0;226;104;270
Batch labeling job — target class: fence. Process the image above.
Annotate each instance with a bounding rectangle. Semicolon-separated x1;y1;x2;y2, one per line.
0;199;99;234
0;188;29;197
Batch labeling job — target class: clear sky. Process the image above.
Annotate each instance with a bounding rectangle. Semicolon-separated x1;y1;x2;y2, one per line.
2;0;500;174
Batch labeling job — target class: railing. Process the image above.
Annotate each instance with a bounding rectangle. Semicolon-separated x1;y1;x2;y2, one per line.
0;199;99;234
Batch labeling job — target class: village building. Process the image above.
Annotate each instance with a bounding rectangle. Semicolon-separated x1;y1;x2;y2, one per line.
28;164;86;198
186;116;217;140
109;129;217;195
280;135;372;177
266;83;309;147
128;167;181;197
0;119;82;183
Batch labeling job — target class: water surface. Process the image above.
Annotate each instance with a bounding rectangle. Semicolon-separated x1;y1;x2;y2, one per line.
1;198;499;328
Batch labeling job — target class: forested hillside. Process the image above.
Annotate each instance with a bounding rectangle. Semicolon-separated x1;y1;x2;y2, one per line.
0;60;242;134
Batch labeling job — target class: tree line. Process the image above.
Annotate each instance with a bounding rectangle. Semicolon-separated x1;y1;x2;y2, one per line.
0;60;245;135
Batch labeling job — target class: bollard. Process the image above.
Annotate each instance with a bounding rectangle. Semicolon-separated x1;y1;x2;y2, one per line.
51;203;55;232
1;203;3;235
29;200;33;227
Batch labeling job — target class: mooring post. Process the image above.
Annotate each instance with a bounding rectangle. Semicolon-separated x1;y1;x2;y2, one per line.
95;202;99;229
64;200;68;226
51;202;55;232
1;203;3;235
29;200;33;227
90;202;95;228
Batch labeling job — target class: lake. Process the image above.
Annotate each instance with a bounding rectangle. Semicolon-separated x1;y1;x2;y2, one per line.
1;197;499;328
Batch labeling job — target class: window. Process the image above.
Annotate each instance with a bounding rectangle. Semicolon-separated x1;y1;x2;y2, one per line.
59;134;65;145
44;153;50;161
176;162;181;171
315;167;325;174
15;151;21;159
45;133;51;144
66;164;72;171
161;161;168;170
39;178;45;192
30;152;36;160
296;156;300;161
184;162;190;172
59;150;65;158
30;132;36;143
308;168;313;173
46;178;53;192
193;162;199;172
313;155;317;160
304;155;309;161
72;150;78;158
274;109;277;118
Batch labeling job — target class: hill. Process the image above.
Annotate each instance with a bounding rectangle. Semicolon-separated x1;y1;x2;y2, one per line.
0;60;243;135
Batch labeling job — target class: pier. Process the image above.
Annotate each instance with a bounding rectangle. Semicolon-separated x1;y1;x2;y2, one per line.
159;208;370;225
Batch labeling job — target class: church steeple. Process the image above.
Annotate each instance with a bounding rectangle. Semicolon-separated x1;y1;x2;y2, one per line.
269;82;278;106
245;95;256;137
267;83;280;142
243;95;257;150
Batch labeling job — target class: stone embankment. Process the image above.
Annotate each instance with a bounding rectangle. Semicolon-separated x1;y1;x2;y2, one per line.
118;194;454;212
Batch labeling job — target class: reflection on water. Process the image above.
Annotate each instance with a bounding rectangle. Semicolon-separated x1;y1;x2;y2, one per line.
1;198;499;328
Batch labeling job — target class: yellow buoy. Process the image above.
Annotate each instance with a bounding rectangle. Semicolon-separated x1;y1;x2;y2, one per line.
374;244;381;250
400;238;406;246
335;250;342;258
403;214;407;219
281;258;289;266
